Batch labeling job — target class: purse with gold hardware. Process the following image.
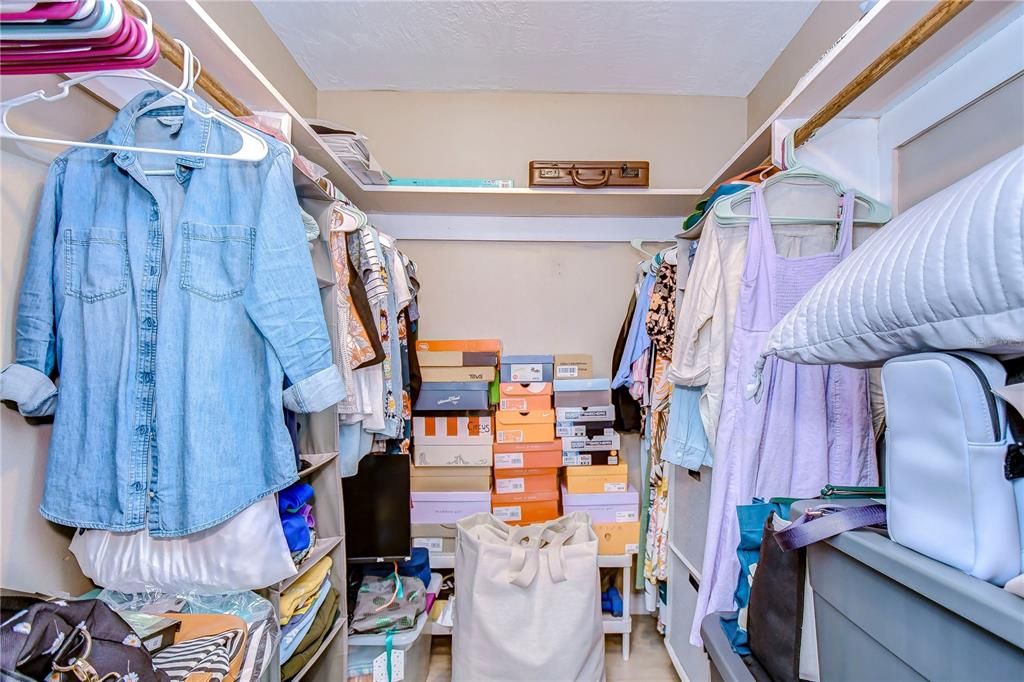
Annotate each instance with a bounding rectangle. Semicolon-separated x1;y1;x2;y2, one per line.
1;599;169;681
529;161;650;189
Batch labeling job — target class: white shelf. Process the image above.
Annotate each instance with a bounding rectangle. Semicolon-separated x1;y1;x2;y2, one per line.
599;553;635;568
699;0;1018;198
279;536;343;592
356;185;703;218
143;0;1017;223
298;452;340;479
602;613;633;635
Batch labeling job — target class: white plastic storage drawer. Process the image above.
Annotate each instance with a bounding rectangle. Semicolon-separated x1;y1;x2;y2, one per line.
670;464;712;573
666;550;711;682
347;612;432;682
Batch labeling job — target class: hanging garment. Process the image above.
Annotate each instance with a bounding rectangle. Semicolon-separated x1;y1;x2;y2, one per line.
328;216;368;417
611;291;642;431
611;270;654;391
670;210;862;451
690;187;877;646
0;91;345;536
69;495;296;594
662;385;711;470
645;261;677;360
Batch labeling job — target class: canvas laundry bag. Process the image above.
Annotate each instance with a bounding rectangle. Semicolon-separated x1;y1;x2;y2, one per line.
452;512;605;682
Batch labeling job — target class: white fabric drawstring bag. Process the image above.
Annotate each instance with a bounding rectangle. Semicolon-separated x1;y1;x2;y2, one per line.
452;512;605;682
70;495;297;593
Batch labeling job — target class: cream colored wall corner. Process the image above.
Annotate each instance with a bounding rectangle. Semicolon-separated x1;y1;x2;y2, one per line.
0;76;111;597
317;90;747;189
198;0;318;118
746;1;864;136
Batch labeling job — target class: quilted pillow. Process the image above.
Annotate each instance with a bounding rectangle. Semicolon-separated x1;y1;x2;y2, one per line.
760;147;1024;368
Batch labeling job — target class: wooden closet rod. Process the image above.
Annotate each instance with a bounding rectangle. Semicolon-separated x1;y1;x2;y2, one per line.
125;2;252;117
789;0;973;151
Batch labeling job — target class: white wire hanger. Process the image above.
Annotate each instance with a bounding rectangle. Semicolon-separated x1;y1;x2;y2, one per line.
0;11;268;165
713;132;891;226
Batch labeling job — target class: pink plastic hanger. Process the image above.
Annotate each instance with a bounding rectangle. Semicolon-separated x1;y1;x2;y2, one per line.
0;0;86;22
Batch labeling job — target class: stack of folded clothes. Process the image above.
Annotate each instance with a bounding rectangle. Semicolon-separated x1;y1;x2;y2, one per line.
278;556;341;680
278;482;318;568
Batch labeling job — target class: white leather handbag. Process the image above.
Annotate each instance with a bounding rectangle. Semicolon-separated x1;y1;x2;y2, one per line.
881;351;1022;586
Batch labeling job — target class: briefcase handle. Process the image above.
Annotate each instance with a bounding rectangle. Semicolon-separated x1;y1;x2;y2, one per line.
570;167;610;188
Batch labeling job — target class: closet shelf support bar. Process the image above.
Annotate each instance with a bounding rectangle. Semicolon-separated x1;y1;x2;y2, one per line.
125;2;252;117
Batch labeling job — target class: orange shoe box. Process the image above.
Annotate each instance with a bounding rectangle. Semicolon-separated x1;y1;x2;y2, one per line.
500;382;553;397
498;394;552;412
416;339;501;353
495;409;555;444
564;462;629;494
492;442;563;469
593;521;641;555
493;467;559;495
491;490;560;525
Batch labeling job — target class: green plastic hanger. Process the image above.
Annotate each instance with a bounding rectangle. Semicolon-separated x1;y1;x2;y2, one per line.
713;132;892;227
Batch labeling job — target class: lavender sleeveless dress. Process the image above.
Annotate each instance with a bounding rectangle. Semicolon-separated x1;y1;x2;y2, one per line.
690;186;878;645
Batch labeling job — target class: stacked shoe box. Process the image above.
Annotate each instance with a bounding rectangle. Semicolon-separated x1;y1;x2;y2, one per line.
410;339;500;556
491;355;560;525
555;373;640;555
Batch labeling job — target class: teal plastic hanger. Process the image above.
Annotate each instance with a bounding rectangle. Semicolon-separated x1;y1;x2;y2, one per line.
713;132;892;227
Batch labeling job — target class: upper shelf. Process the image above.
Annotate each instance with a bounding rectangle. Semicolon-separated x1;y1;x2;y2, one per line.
152;0;1016;220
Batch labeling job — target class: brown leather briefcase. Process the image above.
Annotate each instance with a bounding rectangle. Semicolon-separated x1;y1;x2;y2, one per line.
529;161;650;188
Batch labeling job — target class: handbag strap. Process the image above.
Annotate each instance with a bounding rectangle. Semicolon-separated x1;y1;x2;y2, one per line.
774;504;887;552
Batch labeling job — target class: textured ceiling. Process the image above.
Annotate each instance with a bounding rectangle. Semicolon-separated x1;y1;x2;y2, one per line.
254;1;820;96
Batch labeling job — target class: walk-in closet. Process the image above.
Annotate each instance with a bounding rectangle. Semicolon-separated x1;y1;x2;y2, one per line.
1;1;1022;681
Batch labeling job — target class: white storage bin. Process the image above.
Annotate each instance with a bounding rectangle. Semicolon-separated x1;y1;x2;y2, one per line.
347;612;432;682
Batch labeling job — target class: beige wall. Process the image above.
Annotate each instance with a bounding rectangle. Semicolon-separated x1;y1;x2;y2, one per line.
318;91;747;189
199;0;318;118
402;240;642;373
746;1;863;136
0;76;110;596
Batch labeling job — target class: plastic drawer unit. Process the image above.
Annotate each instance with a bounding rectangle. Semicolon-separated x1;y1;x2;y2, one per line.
664;549;711;682
670;464;713;571
791;500;1024;681
700;613;756;682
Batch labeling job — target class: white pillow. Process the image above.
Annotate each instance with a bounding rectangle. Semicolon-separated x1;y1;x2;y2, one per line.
760;147;1024;369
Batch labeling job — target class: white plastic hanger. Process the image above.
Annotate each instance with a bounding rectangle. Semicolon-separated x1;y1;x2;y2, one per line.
132;39;211;175
0;28;268;164
630;238;655;259
333;200;367;233
713;132;891;226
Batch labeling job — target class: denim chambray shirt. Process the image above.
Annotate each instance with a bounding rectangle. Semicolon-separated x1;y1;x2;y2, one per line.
0;91;345;536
